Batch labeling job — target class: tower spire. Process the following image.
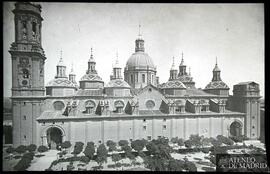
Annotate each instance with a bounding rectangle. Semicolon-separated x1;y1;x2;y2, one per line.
216;56;218;65
189;67;191;76
170;56;177;70
138;24;142;38
180;51;185;66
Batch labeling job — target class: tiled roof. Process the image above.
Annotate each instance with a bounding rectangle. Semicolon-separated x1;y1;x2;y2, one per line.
159;80;186;89
105;79;131;88
80;73;103;82
76;89;103;96
205;81;229;89
46;77;77;88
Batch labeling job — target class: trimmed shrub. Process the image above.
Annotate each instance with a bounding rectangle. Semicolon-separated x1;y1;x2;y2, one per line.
80;156;90;163
96;144;108;165
83;143;95;160
27;144;37;152
210;137;222;147
184;161;197;172
118;140;129;147
37;145;49;153
201;148;210;154
184;140;192;148
202;137;212;147
216;135;234;146
177;138;185;146
171;137;179;144
111;153;121;164
6;147;15;154
189;134;203;148
61;141;72;150
72;142;84;155
15;145;27;154
131;139;145;152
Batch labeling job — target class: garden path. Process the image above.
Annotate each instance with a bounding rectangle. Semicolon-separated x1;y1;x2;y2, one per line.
27;150;59;171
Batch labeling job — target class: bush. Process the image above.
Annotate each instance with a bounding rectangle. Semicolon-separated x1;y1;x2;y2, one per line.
61;141;72;150
83;143;95;160
231;135;247;143
201;166;215;171
92;165;103;170
201;148;210;154
106;140;117;152
118;140;129;147
168;159;184;171
171;137;179;144
72;142;84;155
35;154;45;158
14;155;22;159
184;140;192;148
138;151;146;158
131;139;145;152
96;144;108;165
216;135;234;146
202;137;212;147
184;161;197;172
80;156;90;163
15;145;27;154
22;152;34;160
6;147;15;154
210;137;222;147
177;138;185;146
37;145;49;153
87;142;95;147
27;144;37;152
112;153;121;164
189;134;203;148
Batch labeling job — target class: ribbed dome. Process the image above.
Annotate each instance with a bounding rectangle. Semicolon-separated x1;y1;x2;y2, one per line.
126;52;155;69
80;73;103;82
213;64;221;72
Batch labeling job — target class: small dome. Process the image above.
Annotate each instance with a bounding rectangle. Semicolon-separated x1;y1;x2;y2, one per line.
105;79;131;88
126;52;155;69
177;75;194;82
213;64;221;72
160;80;186;89
205;81;229;89
46;78;76;88
80;73;103;82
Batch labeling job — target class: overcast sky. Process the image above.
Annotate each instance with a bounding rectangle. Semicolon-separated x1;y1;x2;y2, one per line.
3;2;264;97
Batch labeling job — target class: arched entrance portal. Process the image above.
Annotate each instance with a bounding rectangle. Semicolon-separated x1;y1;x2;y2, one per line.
230;121;242;137
47;127;63;150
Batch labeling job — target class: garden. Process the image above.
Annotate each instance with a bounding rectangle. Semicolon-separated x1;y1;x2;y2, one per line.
2;134;266;171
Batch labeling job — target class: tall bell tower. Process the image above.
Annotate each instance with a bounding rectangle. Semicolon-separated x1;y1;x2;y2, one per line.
9;2;46;147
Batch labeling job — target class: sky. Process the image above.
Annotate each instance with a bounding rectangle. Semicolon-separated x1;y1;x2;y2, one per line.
3;2;264;97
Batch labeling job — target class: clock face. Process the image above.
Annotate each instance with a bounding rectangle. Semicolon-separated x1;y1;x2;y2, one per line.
22;80;28;86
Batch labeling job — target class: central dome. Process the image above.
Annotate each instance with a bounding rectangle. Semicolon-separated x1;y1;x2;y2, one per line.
126;52;155;69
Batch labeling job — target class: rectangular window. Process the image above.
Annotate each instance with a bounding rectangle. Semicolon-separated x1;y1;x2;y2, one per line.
24;135;26;139
163;118;166;122
136;73;138;82
142;74;145;83
131;75;133;84
143;126;147;130
23;115;26;120
143;119;146;122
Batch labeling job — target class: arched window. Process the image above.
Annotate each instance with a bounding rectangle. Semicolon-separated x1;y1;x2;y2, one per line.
131;75;133;84
114;100;124;113
142;74;145;83
85;100;96;114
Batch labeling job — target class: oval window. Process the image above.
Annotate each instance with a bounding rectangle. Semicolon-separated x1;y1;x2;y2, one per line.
53;101;65;110
146;100;155;109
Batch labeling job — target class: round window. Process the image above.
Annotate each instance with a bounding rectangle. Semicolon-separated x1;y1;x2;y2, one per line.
146;100;155;109
53;101;65;110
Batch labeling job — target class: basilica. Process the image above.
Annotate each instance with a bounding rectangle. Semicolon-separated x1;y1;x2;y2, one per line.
10;2;261;149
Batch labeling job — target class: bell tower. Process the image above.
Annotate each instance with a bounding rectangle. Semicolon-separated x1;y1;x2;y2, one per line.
9;2;46;147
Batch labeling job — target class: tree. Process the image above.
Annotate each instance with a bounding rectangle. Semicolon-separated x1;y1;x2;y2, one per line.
184;140;192;149
37;145;49;153
146;142;158;155
118;140;129;147
131;139;145;152
126;152;136;165
111;153;121;166
216;135;234;146
15;145;27;154
96;144;108;166
83;143;95;160
27;144;37;152
189;134;203;148
72;142;84;155
168;159;184;171
61;141;72;153
177;138;185;146
202;137;212;147
80;156;90;163
106;140;117;152
171;137;179;144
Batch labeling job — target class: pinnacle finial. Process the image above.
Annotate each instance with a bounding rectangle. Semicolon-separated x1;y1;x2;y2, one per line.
181;51;184;61
90;47;93;57
60;49;63;61
180;51;185;66
173;56;175;65
215;56;218;65
189;67;191;75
